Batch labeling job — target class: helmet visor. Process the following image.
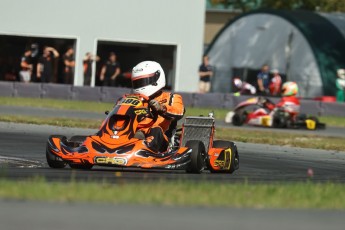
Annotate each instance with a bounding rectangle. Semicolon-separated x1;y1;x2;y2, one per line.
132;71;160;89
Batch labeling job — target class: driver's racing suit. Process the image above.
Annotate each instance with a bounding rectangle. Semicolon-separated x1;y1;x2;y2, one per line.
141;91;185;152
267;96;300;118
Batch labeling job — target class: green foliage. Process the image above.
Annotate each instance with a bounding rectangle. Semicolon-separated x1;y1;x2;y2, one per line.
208;0;345;12
261;0;345;12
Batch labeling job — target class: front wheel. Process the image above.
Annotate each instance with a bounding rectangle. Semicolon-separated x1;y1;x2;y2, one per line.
46;149;67;169
185;140;206;174
232;112;246;126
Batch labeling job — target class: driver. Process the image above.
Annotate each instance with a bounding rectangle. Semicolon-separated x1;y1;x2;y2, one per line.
251;81;300;119
267;81;300;117
131;61;185;152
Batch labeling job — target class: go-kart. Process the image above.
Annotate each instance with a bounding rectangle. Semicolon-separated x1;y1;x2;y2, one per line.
225;97;326;130
46;94;239;173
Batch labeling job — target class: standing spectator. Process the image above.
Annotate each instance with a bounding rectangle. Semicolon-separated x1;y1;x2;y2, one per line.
336;69;345;102
257;64;270;95
198;55;213;93
100;52;121;87
269;69;282;96
63;47;75;84
83;52;100;86
19;48;33;83
37;47;59;83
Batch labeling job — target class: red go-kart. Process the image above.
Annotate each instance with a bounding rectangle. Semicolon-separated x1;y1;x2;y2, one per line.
225;97;325;130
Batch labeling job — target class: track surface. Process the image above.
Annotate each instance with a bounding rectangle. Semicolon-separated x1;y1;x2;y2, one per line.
1;122;345;182
1;200;345;230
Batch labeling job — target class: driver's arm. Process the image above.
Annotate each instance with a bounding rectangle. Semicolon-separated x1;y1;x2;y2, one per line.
164;93;185;120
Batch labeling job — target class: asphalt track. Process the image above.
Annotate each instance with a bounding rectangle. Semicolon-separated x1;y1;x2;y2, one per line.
1;122;345;182
1;200;345;230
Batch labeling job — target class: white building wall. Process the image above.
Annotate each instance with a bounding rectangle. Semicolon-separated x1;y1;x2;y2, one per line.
0;0;205;92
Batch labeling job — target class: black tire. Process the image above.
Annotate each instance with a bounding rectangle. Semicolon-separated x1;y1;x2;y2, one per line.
185;140;206;174
272;114;287;128
46;137;67;169
69;163;93;170
209;140;239;174
69;135;87;143
232;113;245;126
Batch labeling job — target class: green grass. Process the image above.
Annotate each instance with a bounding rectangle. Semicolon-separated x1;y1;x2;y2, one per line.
0;115;101;129
216;128;345;151
0;178;344;209
0;96;114;113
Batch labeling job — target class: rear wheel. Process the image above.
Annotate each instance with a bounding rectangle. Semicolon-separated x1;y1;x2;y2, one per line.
209;140;239;174
232;112;246;126
272;112;287;128
185;140;206;174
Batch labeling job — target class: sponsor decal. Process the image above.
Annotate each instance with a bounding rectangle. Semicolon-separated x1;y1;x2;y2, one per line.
94;157;127;165
214;148;232;170
134;109;147;115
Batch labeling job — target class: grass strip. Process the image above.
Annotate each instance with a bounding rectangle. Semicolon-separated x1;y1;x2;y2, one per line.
0;115;101;129
216;128;345;151
0;178;344;209
1;115;344;151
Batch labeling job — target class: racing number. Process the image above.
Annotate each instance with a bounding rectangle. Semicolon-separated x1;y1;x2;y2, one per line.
121;98;141;106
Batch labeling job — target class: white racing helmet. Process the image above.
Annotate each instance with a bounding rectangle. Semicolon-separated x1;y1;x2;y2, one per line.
233;78;243;88
131;61;166;97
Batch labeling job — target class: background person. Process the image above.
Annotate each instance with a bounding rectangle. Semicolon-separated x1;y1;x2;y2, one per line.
19;48;33;83
269;69;282;96
336;69;345;102
257;64;270;95
63;47;75;84
198;55;213;93
100;52;121;87
83;52;100;86
37;46;59;83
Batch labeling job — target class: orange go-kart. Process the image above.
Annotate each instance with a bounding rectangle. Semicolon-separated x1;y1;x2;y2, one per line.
46;94;239;173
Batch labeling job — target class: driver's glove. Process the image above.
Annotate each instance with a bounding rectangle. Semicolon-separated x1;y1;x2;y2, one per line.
149;100;167;114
